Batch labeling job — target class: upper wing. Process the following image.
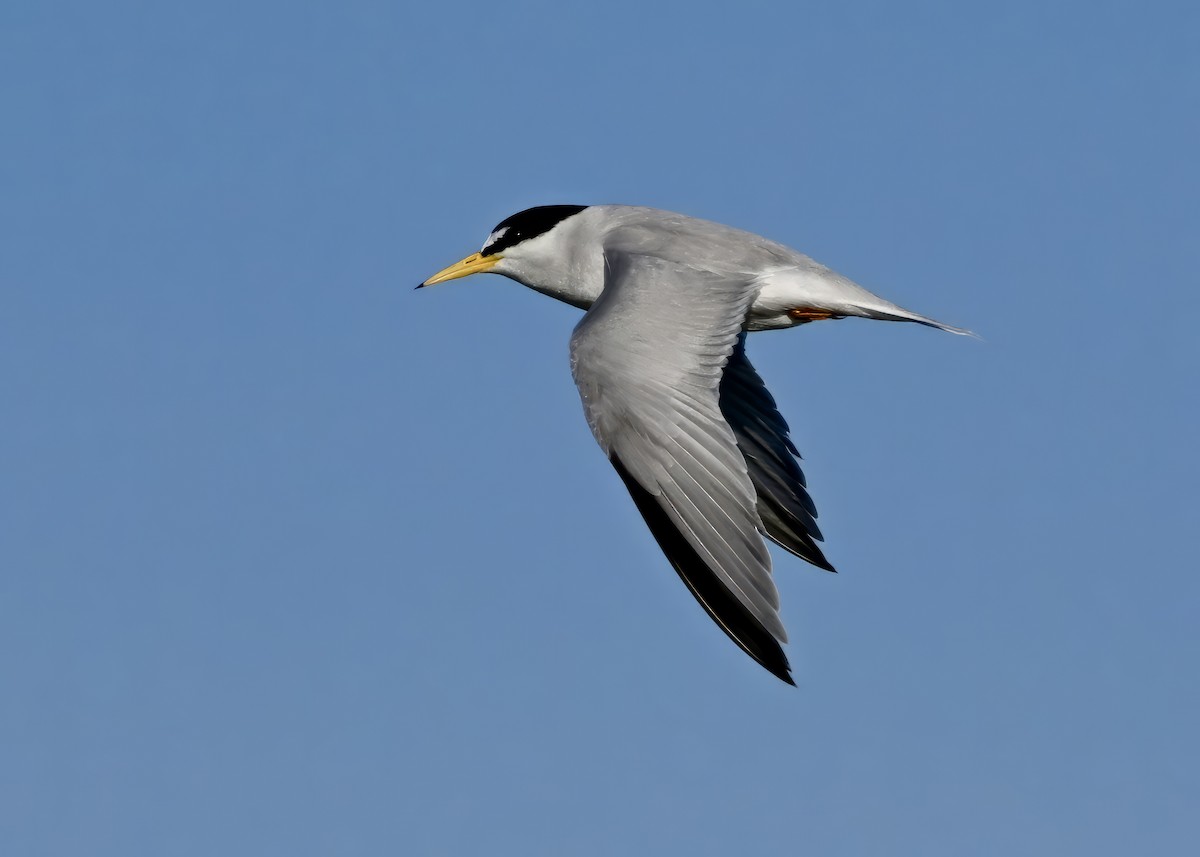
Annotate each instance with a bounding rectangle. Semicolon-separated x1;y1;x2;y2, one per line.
570;249;794;683
721;335;835;572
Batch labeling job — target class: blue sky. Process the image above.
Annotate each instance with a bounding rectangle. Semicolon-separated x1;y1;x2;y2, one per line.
2;1;1197;854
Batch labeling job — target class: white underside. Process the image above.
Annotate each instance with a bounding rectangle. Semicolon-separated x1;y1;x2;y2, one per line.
746;263;970;334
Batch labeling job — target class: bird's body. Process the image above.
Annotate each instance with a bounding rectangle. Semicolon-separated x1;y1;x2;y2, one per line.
421;205;966;684
452;206;963;332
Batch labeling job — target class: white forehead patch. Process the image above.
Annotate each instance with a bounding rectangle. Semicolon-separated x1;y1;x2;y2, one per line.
482;226;508;252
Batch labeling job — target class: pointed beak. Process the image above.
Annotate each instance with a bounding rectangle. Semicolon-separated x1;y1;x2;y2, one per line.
417;252;503;288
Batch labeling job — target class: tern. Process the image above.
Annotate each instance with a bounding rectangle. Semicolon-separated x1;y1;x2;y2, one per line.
420;205;966;684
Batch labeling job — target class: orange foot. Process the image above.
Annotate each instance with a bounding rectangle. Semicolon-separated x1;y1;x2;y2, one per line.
787;307;845;323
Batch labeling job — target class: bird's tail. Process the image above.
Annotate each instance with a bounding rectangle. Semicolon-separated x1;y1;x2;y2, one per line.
851;304;975;336
808;265;975;336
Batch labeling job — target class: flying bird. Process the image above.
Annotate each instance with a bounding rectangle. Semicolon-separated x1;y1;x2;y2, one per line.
419;205;966;684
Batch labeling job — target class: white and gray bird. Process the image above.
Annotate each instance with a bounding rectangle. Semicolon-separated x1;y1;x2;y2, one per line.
419;205;967;684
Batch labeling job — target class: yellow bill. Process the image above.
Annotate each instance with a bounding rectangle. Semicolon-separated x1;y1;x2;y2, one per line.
419;252;502;288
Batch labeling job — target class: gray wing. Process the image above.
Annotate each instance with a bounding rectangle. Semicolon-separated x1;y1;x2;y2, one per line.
721;334;835;572
570;250;793;684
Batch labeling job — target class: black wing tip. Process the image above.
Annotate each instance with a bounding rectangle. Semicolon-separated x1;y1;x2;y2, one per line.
807;538;837;572
796;544;837;573
765;658;797;686
751;639;795;686
804;535;837;572
764;530;838;573
730;632;795;686
610;454;796;686
742;626;794;685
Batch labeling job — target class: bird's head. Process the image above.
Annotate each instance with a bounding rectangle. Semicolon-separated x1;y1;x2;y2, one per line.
418;205;600;308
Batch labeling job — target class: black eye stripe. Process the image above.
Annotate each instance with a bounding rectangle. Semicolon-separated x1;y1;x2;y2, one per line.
483;205;588;255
